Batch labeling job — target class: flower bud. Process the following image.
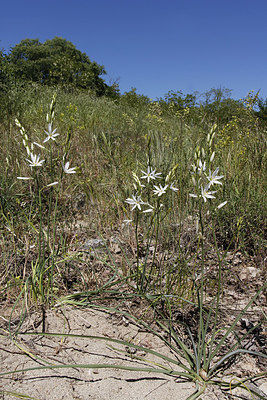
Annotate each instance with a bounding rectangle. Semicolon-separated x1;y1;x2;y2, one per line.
210;151;215;163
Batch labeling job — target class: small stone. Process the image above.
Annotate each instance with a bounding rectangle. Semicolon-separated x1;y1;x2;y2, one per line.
83;238;105;250
239;266;259;281
259;382;267;396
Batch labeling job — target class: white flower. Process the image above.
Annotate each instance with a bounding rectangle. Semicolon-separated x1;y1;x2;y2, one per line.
191;176;197;186
170;183;178;192
123;219;133;225
191;163;197;173
63;161;76;174
207;167;224;186
210;151;215;163
43;123;59;143
141;166;162;183
142;205;154;213
197;160;206;173
201;185;217;202
153;184;168;197
217;201;227;209
26;153;45;167
33;141;46;149
46;181;59;187
125;194;144;211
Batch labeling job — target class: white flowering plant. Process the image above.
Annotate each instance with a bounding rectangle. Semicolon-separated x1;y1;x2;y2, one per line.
14;94;77;305
120;126;266;398
189;125;226;210
124;162;179;292
125;163;179;216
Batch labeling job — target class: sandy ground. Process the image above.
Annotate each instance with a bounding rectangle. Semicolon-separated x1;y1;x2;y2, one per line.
0;307;266;400
0;307;196;400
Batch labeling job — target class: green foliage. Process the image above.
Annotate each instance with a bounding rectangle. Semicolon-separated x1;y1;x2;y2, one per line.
0;84;266;260
160;90;197;110
119;88;151;108
199;87;245;124
257;96;267;121
0;49;9;86
5;37;116;96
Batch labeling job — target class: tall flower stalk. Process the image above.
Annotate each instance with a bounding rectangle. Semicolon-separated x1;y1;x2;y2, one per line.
125;163;179;292
15;94;77;305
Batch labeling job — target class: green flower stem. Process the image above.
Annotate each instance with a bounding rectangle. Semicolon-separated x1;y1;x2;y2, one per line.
141;208;159;293
49;186;60;305
205;223;224;370
135;211;140;289
46;141;54;257
35;171;45;303
196;206;205;374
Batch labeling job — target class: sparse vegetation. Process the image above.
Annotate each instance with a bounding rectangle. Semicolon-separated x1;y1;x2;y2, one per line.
0;39;266;399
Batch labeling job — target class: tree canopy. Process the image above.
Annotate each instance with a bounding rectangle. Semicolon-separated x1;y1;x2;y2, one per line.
2;37;117;96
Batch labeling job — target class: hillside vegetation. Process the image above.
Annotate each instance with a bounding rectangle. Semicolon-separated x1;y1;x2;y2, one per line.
0;38;266;399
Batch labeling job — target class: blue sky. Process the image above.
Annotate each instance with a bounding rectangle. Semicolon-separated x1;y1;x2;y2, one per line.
1;0;267;100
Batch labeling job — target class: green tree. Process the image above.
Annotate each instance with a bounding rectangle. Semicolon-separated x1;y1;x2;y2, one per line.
202;87;232;105
200;87;244;123
161;90;197;109
7;37;115;96
120;88;151;108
